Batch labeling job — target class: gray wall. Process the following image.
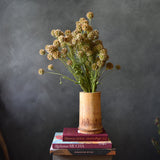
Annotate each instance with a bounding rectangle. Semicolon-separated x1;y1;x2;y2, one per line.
0;0;160;160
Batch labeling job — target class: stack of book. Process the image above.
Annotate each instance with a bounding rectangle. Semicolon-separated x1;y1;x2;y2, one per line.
50;128;116;158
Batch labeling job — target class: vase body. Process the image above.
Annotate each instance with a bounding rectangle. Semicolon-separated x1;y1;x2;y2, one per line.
78;92;103;134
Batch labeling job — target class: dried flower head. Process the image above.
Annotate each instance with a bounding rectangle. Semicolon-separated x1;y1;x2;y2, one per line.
86;50;93;57
115;64;121;70
39;49;45;55
53;40;60;47
99;53;108;61
82;23;89;31
54;29;64;37
86;12;94;20
47;54;54;61
58;35;65;43
45;45;57;54
97;60;105;68
51;29;55;37
106;62;114;70
66;59;72;66
48;64;53;70
65;30;71;36
92;63;98;70
38;68;44;75
52;51;60;59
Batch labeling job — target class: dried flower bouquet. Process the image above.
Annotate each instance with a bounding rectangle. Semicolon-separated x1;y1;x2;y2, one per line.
38;12;120;92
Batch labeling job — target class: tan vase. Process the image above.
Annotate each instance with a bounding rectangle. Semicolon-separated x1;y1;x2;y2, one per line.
78;92;103;134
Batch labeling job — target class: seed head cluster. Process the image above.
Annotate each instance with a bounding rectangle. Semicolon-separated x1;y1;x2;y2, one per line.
38;12;120;92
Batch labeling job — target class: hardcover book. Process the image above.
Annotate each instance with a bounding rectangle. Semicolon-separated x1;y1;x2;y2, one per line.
63;128;108;141
50;147;116;156
52;132;112;149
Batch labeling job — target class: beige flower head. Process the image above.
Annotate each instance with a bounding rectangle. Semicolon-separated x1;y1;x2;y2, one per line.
86;50;93;57
38;68;44;75
115;65;121;70
99;48;107;55
99;52;108;61
97;60;105;68
66;59;72;66
47;54;54;61
87;31;94;40
60;42;66;48
58;35;65;43
52;51;61;59
79;17;86;23
45;45;56;54
92;63;98;70
54;29;64;37
48;64;53;70
82;23;89;31
86;12;94;20
39;49;45;55
106;62;114;70
53;39;60;47
71;38;77;45
65;30;71;36
61;48;68;54
51;29;55;37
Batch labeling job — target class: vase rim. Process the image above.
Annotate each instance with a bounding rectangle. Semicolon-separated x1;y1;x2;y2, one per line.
80;91;101;94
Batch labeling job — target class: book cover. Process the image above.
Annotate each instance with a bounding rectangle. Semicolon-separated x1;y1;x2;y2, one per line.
63;128;108;141
50;147;116;155
52;132;112;149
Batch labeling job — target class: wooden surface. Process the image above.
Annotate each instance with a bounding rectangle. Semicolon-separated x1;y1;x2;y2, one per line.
0;131;10;160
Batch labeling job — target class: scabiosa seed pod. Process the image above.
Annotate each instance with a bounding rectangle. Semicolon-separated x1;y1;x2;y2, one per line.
79;17;87;23
87;31;94;40
58;35;65;43
96;43;103;51
54;29;64;37
66;59;72;66
53;39;60;47
76;33;83;41
82;44;90;52
52;51;61;59
92;63;98;70
45;45;57;54
61;48;68;54
106;62;114;70
99;53;108;61
39;49;45;55
48;64;53;70
47;54;54;61
77;51;84;58
97;60;105;68
71;38;77;45
93;29;99;39
38;68;44;75
65;30;71;36
100;48;107;55
86;11;94;20
60;42;66;48
82;23;89;31
51;29;55;37
115;64;121;70
86;50;93;56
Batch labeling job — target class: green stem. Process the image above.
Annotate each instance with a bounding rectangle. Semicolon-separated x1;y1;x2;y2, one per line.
46;72;78;84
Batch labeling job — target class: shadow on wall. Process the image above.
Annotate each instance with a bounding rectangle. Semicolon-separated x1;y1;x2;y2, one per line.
0;86;10;160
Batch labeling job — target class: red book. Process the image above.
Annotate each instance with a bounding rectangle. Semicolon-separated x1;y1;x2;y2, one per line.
52;132;112;149
63;128;108;141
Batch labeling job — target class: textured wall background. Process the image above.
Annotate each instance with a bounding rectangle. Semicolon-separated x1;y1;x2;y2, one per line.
0;0;160;160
